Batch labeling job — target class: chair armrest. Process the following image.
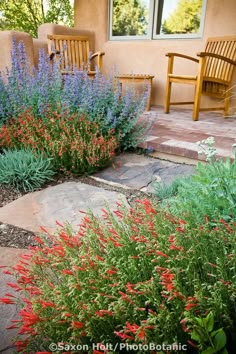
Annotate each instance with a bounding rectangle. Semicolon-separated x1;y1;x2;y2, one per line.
49;50;61;61
89;51;105;71
197;52;236;65
89;51;105;61
166;52;199;63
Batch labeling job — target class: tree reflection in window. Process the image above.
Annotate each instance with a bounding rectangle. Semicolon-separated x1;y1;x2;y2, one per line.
158;0;203;35
111;0;150;36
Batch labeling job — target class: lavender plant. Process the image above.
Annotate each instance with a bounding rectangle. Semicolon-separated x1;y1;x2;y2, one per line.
62;69;152;150
0;39;63;122
0;40;153;150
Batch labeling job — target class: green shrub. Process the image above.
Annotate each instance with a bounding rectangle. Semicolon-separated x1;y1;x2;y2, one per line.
154;138;236;224
0;149;55;191
2;200;235;353
0;109;118;174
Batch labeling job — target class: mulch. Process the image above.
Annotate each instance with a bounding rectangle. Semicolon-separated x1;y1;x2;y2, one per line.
0;173;152;249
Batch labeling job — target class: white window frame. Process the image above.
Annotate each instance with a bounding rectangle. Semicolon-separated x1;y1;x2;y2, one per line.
109;0;207;41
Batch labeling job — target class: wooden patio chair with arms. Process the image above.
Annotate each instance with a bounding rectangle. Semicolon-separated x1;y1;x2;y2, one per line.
47;34;105;78
164;36;236;121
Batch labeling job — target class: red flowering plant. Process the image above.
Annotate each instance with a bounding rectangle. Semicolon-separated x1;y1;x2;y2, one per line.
1;200;236;353
0;108;117;174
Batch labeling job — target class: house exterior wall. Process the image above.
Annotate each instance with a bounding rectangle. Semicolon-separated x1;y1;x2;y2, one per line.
0;31;35;74
74;0;236;112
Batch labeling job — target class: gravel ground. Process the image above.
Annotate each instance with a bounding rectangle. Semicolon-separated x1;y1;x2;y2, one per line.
0;174;154;249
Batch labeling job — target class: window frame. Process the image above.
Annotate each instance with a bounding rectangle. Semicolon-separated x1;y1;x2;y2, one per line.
108;0;207;41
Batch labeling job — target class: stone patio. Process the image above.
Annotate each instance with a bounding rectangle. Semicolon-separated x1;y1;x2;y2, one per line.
141;107;236;163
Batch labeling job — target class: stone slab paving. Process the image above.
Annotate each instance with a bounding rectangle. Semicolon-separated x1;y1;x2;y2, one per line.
0;247;31;353
0;182;128;233
140;108;236;161
95;152;194;192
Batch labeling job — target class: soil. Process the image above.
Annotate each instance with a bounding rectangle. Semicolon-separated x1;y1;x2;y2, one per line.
0;173;154;249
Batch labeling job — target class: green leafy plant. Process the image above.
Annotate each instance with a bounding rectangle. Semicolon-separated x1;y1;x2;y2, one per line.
0;109;118;174
157;138;236;224
185;312;228;354
0;149;55;191
1;200;235;353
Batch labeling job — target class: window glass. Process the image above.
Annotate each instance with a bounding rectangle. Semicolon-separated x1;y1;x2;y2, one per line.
109;0;206;39
111;0;151;37
157;0;203;35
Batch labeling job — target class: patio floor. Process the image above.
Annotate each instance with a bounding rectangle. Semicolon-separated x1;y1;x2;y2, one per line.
142;107;236;164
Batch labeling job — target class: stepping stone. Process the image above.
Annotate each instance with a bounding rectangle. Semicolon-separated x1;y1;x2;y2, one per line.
95;152;195;192
0;182;128;233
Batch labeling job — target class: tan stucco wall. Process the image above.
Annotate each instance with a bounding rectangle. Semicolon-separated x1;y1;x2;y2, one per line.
0;31;35;74
74;0;236;111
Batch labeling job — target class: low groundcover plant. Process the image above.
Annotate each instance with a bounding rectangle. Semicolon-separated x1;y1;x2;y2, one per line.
0;148;55;191
1;200;235;353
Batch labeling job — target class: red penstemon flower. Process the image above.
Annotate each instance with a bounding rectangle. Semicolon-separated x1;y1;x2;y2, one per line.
95;310;113;317
71;320;84;328
187;340;199;348
0;297;15;304
156;251;168;258
39;300;56;308
118;291;133;303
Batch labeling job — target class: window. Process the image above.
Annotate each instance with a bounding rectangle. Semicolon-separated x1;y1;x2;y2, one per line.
109;0;207;40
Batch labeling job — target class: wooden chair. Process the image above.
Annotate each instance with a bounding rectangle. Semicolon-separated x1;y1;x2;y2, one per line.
47;34;105;77
164;36;236;121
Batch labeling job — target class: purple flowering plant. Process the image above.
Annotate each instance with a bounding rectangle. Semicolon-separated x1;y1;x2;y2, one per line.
0;39;153;151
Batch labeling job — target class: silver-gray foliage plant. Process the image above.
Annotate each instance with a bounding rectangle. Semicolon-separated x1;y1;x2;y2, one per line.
0;149;55;192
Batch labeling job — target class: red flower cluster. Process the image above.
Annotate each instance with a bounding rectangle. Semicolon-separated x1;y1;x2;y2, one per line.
0;109;118;174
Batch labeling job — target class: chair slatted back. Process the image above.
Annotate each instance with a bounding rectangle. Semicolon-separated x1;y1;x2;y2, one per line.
47;34;90;71
203;36;236;95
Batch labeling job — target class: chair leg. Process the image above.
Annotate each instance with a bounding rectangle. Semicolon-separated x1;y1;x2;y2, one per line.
192;57;206;121
192;78;204;121
164;78;172;113
192;89;201;121
223;90;230;118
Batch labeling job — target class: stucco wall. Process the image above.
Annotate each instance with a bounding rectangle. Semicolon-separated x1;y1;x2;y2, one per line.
74;0;236;111
0;31;35;74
